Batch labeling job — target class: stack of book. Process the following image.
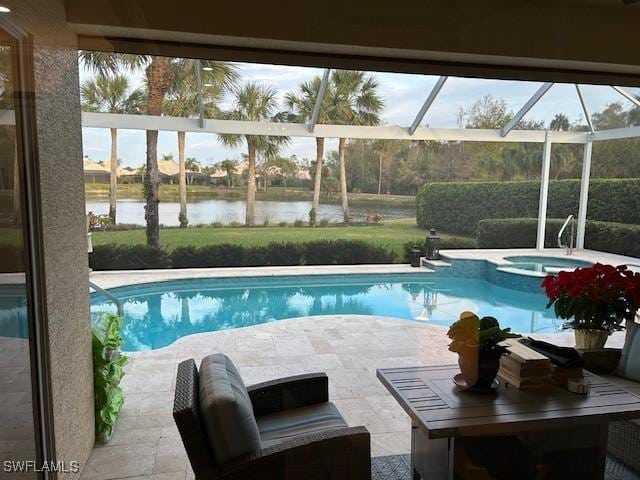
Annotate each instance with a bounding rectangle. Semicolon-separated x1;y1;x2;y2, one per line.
498;339;552;389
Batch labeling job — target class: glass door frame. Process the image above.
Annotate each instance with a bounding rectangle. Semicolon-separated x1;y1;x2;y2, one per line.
0;16;55;478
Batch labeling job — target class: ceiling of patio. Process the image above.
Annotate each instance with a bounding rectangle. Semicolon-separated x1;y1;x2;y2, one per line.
65;0;640;85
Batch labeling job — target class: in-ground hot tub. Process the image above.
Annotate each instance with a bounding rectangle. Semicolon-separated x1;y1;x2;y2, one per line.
503;255;592;274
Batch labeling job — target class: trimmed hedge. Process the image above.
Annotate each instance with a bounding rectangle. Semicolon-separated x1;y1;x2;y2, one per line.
477;218;565;249
477;217;640;258
90;240;396;271
89;244;170;270
417;179;640;235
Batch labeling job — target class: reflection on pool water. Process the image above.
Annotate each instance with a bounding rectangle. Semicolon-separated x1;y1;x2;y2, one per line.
503;255;591;273
90;273;562;351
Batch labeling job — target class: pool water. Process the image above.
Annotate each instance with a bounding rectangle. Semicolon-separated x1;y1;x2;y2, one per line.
90;273;562;351
503;255;591;273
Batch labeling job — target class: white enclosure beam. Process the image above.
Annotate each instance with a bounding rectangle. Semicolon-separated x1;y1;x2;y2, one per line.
308;69;330;133
575;85;594;133
501;82;554;137
576;141;593;250
81;112;589;144
536;132;552;250
611;86;640;108
409;76;448;135
590;125;640;142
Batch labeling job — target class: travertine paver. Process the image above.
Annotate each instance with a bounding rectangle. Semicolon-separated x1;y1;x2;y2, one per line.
79;314;625;480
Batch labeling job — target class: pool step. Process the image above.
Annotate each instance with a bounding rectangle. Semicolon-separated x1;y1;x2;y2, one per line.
421;257;452;269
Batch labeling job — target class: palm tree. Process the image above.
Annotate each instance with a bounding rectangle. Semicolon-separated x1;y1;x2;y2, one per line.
219;82;289;225
329;71;383;222
81;74;144;224
285;76;334;225
80;51;175;247
164;59;238;227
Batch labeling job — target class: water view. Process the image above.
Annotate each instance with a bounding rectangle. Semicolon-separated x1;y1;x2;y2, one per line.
85;198;415;226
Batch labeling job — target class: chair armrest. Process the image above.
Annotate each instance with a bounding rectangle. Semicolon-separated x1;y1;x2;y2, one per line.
214;426;371;480
247;373;329;416
579;348;622;374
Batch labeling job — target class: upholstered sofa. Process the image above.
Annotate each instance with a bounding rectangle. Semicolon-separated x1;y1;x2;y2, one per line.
580;347;640;473
172;353;371;480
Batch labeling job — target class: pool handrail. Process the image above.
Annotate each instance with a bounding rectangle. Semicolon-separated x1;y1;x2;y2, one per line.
558;215;575;255
89;280;124;317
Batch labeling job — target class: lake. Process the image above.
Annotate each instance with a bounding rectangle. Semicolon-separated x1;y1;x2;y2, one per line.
85;198;415;226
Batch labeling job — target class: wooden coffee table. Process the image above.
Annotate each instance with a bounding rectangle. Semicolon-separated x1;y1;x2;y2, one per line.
377;365;640;479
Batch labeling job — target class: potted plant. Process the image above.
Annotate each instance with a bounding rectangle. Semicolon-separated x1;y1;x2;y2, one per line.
542;263;640;349
92;313;128;443
447;312;510;391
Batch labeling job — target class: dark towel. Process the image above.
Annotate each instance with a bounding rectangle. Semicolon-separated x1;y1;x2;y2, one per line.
519;338;585;369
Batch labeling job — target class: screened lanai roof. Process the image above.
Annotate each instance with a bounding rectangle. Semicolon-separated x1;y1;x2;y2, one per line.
77;64;640;146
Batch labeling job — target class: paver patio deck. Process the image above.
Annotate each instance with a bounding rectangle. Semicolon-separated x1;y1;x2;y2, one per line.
79;314;625;480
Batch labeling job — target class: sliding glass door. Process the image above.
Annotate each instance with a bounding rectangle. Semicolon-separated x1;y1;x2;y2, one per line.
0;23;50;480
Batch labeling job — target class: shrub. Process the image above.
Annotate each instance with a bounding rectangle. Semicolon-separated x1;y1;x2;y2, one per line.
171;244;246;268
319;219;330;227
89;244;170;270
245;242;305;266
278;221;287;227
417;179;640;235
293;219;305;227
585;221;640;258
476;218;565;249
476;217;640;258
301;240;394;265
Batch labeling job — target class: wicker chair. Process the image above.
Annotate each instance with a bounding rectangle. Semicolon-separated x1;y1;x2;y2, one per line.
580;348;640;473
173;356;371;480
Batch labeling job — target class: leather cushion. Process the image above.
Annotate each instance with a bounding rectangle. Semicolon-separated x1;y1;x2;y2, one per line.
257;402;348;448
198;354;261;463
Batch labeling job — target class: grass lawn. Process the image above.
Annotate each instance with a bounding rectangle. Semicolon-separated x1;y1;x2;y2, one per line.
91;218;473;256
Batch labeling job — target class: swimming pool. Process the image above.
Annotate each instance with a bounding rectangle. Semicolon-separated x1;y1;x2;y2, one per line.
503;255;591;273
90;272;562;351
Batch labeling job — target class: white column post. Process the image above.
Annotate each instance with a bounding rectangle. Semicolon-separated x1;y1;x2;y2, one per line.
537;132;552;250
576;140;593;250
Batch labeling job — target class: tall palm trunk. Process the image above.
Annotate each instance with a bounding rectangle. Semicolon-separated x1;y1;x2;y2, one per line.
145;130;160;246
145;57;173;247
177;130;187;228
109;127;118;224
338;137;349;223
246;140;257;226
310;137;324;226
377;152;383;195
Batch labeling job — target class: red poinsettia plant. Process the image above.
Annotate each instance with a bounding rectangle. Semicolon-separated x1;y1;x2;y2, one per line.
541;263;640;332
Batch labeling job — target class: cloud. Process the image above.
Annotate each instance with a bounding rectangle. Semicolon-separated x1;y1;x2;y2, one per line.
81;59;635;164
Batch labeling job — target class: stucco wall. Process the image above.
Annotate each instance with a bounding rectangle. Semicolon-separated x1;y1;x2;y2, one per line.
5;1;93;478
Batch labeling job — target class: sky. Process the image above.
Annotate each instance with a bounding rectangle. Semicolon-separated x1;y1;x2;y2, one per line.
80;60;640;170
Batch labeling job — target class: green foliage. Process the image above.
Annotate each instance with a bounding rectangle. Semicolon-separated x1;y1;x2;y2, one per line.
92;313;127;440
477;217;640;258
89;244;170;270
476;218;565;249
94;240;396;270
301;240;394;265
417;179;640;234
447;312;510;355
170;244;246;268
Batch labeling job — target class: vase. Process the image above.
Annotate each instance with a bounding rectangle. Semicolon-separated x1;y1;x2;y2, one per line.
574;329;609;349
